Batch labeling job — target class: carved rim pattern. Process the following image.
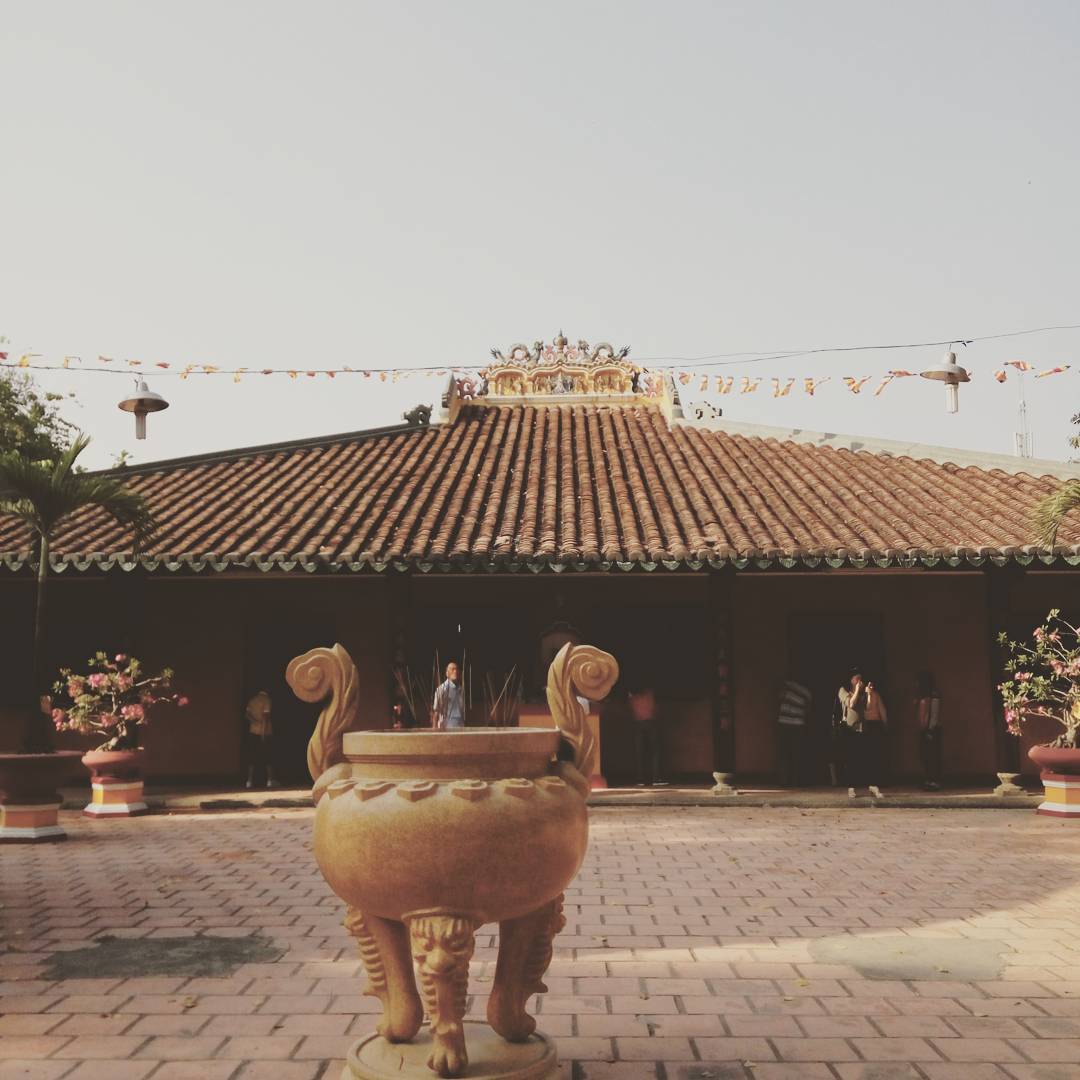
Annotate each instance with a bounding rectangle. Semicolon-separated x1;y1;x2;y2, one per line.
320;777;571;802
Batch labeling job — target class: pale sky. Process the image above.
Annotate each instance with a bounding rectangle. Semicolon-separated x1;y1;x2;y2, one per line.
2;1;1078;470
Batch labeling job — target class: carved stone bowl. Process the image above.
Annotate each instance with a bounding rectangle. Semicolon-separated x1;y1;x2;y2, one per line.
313;728;588;925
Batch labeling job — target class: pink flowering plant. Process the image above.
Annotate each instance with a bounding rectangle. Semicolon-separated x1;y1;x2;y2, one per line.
50;652;188;751
998;609;1080;749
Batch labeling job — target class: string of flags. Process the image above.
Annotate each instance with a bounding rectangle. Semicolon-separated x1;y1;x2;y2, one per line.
0;341;1072;397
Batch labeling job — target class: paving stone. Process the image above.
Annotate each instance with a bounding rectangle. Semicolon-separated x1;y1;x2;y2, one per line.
7;807;1080;1075
149;1064;238;1080
0;1019;64;1038
1004;1067;1080;1080
61;1062;157;1080
0;1063;74;1079
0;1038;72;1060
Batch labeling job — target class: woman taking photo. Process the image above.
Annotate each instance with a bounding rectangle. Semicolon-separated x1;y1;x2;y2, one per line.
838;667;888;798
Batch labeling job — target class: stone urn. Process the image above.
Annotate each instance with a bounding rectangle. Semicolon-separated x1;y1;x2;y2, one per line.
81;748;149;818
288;642;618;1080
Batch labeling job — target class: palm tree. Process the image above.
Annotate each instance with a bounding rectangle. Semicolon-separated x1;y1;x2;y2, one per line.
0;434;155;751
1034;479;1080;550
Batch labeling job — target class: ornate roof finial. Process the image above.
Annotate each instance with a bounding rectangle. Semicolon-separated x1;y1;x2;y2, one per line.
477;335;660;401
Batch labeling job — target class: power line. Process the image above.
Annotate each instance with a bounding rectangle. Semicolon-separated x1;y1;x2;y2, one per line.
3;321;1080;377
634;322;1080;367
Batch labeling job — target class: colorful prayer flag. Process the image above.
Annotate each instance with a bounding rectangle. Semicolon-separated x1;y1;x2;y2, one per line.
844;376;871;394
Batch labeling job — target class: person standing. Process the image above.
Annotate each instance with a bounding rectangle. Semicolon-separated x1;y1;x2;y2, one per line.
244;688;276;789
838;668;888;798
628;684;667;787
916;671;943;791
777;678;812;787
432;661;465;730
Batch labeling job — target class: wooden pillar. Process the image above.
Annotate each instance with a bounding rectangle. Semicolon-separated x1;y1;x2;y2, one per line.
985;564;1021;775
388;571;413;727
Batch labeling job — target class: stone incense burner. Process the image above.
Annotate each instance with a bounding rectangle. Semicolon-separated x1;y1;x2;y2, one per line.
288;642;618;1080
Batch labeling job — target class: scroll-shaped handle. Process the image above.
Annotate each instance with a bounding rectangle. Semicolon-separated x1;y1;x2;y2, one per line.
286;643;359;784
546;643;619;784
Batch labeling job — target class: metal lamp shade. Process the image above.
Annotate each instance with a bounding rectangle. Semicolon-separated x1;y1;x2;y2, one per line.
920;350;970;414
118;380;170;439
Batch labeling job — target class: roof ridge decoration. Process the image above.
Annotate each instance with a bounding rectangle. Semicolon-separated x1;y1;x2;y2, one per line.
479;332;664;401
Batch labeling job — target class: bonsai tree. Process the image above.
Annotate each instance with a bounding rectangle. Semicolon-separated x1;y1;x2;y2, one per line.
0;434;155;752
998;609;1080;749
51;652;187;751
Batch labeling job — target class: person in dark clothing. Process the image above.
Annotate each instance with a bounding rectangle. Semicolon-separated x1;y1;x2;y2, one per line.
838;667;888;798
916;671;943;790
628;684;667;787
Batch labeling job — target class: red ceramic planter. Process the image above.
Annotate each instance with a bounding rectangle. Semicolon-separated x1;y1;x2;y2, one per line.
82;748;145;782
1028;745;1080;775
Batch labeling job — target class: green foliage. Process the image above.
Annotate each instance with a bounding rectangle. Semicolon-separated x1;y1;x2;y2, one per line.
0;433;155;545
0;370;76;461
0;434;157;750
1034;479;1080;549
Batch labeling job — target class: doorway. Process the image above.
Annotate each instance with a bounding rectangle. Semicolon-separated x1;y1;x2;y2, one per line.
243;620;324;787
788;614;886;785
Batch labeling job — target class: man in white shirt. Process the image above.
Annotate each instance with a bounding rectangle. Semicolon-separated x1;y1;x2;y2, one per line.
432;662;465;730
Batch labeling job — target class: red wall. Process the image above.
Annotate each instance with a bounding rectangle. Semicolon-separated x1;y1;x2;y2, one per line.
732;572;996;780
2;566;1079;786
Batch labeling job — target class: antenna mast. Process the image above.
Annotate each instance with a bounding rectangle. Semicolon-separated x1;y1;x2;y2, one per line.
1014;367;1033;458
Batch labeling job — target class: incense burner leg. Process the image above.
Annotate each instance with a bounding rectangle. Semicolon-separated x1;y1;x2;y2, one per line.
488;894;566;1042
407;911;478;1078
343;907;423;1042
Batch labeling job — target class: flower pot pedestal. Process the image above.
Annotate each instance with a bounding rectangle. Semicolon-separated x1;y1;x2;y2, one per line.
82;749;149;818
1029;747;1080;818
0;751;83;843
1036;772;1080;817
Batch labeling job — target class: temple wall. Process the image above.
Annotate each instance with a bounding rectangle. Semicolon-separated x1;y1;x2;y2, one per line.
1;567;1079;786
732;573;996;781
0;576;392;784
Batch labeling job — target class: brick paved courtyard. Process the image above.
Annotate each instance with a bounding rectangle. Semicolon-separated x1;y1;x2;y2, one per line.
4;807;1080;1080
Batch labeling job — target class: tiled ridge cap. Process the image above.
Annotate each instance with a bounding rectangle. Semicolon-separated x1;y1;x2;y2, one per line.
83;421;423;478
3;548;1080;575
677;415;1080;481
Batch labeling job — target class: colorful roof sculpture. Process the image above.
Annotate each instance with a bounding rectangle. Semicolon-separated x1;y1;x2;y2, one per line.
1;382;1077;573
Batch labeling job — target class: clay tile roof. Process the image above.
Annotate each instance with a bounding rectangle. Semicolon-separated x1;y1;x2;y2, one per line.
0;404;1076;573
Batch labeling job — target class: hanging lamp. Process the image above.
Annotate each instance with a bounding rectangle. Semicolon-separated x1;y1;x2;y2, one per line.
118;378;169;439
920;348;970;413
